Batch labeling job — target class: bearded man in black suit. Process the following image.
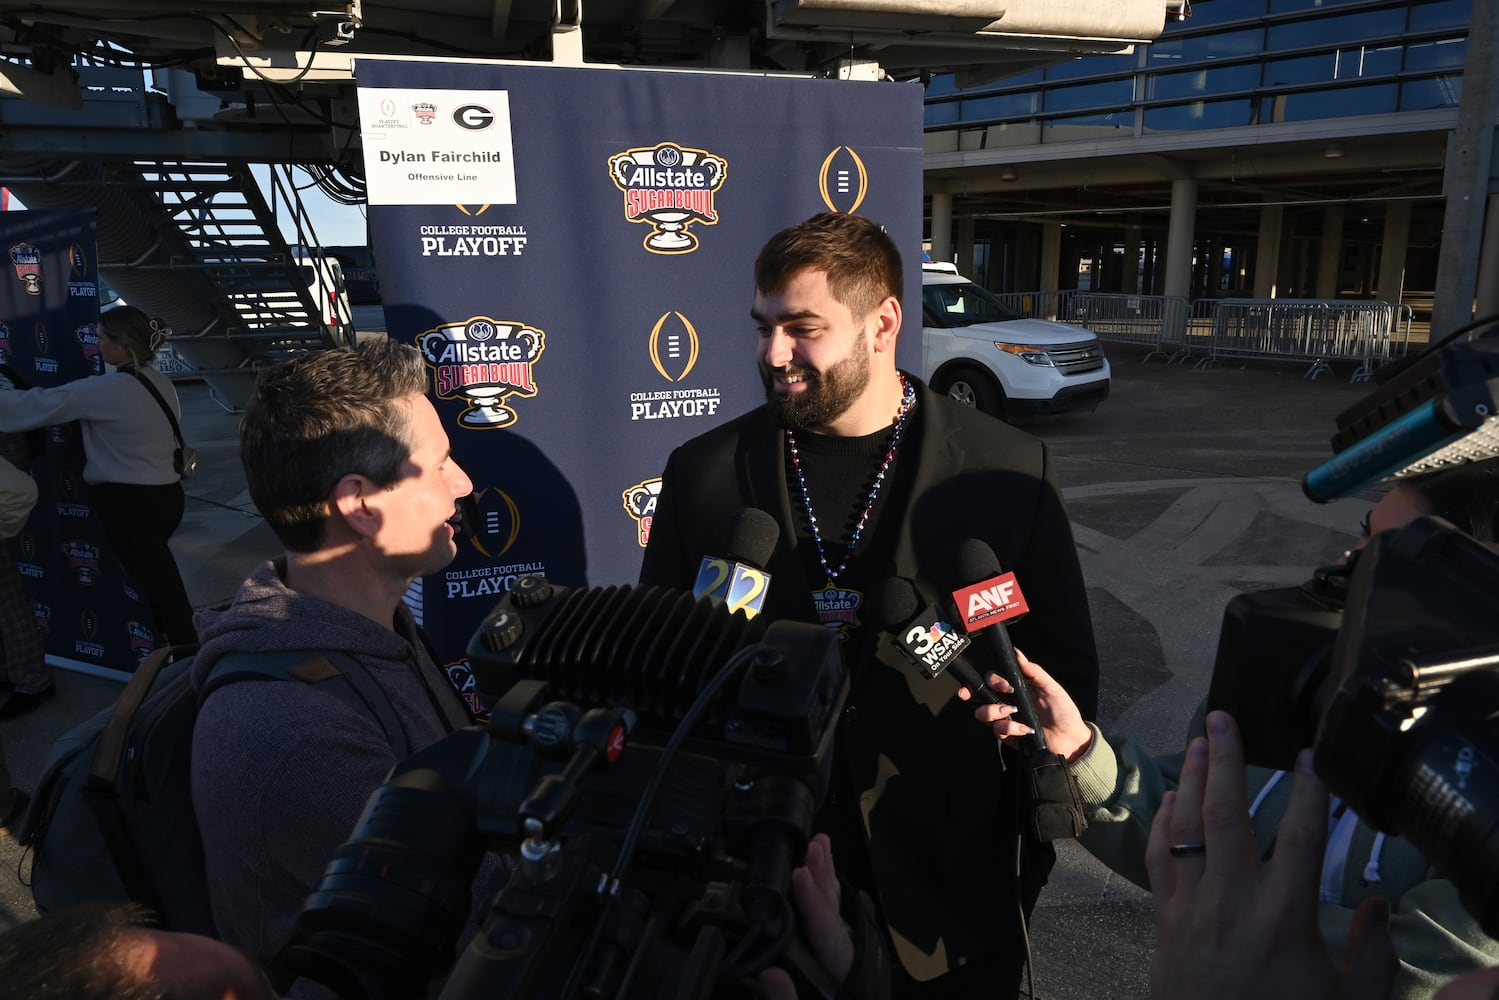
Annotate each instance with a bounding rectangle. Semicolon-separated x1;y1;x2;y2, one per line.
640;212;1098;999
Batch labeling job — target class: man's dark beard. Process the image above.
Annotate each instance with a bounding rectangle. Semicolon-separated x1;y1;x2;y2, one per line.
761;337;871;431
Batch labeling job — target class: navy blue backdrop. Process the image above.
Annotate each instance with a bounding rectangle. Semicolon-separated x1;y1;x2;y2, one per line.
1;208;154;675
356;60;923;701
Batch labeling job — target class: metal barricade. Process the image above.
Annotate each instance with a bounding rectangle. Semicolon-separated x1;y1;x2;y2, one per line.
989;290;1190;363
1200;298;1403;382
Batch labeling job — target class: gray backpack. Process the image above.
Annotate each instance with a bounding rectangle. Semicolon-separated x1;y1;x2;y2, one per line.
15;644;408;934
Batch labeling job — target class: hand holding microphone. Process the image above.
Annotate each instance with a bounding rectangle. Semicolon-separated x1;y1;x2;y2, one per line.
957;650;1094;765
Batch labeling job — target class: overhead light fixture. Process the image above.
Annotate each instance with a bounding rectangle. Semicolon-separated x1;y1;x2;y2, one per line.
1324;142;1346;159
999;166;1019;182
1303;323;1499;502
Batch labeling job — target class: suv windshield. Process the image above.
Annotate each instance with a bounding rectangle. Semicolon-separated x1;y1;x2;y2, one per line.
922;281;1022;327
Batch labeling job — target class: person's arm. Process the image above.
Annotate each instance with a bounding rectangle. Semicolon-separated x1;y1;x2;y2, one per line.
1319;877;1499;1000
962;652;1185;889
0;379;98;433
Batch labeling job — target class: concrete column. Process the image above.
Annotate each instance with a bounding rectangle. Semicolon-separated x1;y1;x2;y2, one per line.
929;191;953;266
1376;200;1412;306
956;215;976;280
1040;223;1063;294
1476;193;1499;321
1315;204;1345;299
1433;0;1499;336
1123;224;1142;294
1163;177;1197;300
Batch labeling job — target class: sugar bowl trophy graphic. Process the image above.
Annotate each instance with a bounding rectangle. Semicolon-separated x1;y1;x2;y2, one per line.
419;316;546;428
9;242;42;295
609;142;727;254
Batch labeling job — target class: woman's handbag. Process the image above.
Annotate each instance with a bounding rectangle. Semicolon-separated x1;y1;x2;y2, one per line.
130;371;198;480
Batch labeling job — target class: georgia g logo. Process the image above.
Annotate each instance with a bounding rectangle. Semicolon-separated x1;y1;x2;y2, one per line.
818;146;870;215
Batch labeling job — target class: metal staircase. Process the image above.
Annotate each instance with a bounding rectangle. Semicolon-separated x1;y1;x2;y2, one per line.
107;159;353;409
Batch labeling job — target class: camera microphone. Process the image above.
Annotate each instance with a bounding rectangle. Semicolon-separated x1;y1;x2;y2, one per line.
691;507;777;619
873;576;1005;708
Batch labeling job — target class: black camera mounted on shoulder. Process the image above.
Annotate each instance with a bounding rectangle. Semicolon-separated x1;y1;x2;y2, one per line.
1207;516;1499;937
275;577;877;1000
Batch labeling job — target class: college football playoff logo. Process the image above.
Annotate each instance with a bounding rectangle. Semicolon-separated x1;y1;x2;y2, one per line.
818;146;869;214
464;487;521;559
648;312;700;383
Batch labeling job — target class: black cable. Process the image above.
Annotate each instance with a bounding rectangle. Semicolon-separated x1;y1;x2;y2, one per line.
559;642;768;1000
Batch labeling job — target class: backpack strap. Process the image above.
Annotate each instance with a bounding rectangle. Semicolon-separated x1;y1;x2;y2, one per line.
89;643;199;788
202;650;411;758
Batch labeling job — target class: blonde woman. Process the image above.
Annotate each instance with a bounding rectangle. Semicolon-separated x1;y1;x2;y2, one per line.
0;306;196;653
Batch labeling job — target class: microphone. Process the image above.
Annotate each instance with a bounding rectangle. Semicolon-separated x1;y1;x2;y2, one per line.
874;577;1005;707
951;539;1043;745
953;539;1087;841
691;508;778;619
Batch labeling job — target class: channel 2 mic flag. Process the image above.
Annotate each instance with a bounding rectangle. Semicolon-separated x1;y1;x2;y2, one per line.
357;59;923;691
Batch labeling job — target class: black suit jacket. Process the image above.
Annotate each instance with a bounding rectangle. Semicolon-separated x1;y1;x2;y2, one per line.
639;378;1099;981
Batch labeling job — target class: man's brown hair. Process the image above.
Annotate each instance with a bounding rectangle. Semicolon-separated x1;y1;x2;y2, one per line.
753;212;903;320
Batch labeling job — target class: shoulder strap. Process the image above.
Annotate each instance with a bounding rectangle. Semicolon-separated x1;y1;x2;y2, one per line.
129;370;186;449
88;643;199;787
203;650;411;758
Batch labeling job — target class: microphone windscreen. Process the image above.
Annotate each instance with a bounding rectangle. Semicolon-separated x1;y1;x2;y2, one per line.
725;508;780;569
873;576;921;630
957;537;1004;583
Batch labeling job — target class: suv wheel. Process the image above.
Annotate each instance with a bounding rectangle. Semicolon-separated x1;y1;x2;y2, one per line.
937;365;1005;419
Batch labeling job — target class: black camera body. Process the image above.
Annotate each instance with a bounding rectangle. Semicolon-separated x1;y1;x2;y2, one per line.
278;578;856;1000
1207;517;1499;935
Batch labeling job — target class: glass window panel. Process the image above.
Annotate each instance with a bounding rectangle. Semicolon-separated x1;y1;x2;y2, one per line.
1400;75;1462;111
1042;112;1136;142
1269;0;1377;10
1408;0;1473;32
1266;9;1407;48
924;102;959;127
925;74;959;98
1147;63;1261;101
1354;43;1405;77
1143;98;1256;132
1147;28;1265;65
1265;54;1330;86
1044;78;1135;114
1405;37;1467;72
960;91;1041;121
1266;82;1398;122
1171;0;1267;27
1044;52;1137;81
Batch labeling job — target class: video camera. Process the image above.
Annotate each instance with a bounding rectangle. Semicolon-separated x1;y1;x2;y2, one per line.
1206;515;1499;936
275;576;857;1000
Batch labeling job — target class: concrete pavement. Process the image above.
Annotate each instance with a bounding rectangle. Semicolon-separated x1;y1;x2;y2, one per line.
0;326;1381;998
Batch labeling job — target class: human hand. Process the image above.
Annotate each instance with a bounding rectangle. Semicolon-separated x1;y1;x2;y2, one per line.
1146;711;1397;1000
756;833;854;999
956;650;1093;762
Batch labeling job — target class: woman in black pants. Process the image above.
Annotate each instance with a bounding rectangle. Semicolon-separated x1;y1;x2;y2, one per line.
0;305;196;652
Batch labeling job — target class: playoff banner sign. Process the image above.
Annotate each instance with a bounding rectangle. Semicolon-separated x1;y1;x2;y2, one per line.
356;59;922;700
1;208;153;676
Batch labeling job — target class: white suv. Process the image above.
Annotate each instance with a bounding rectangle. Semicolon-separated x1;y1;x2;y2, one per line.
920;265;1110;422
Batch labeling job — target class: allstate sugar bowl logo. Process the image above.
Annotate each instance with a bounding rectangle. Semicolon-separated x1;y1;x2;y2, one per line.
77;323;103;375
817;146;870;214
127;620;156;663
621;478;661;548
609;142;727;254
419;317;545;428
64;539;101;584
9;241;42;295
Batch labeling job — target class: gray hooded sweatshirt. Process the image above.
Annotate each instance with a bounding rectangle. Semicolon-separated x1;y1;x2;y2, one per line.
189;559;484;977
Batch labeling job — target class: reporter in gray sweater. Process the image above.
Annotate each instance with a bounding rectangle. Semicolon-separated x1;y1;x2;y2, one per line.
188;340;497;992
